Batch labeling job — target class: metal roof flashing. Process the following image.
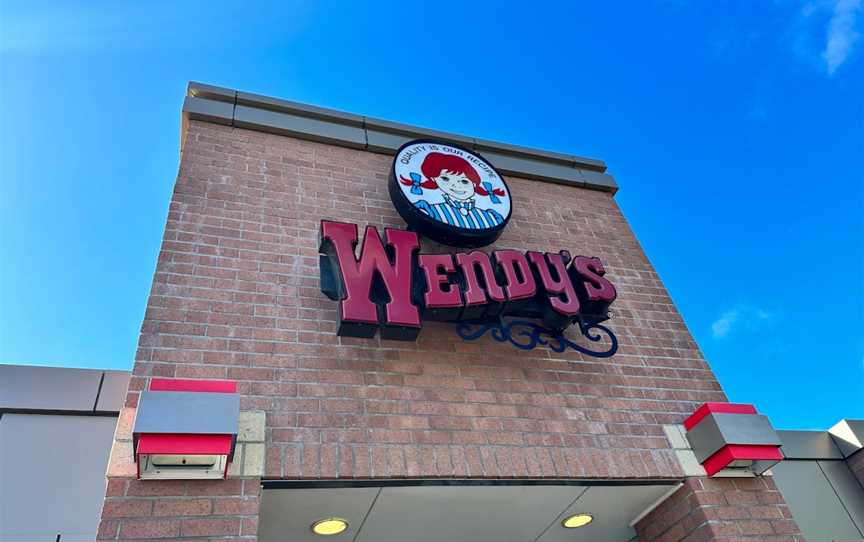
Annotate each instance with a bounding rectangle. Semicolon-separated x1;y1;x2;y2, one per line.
778;421;864;460
181;82;618;194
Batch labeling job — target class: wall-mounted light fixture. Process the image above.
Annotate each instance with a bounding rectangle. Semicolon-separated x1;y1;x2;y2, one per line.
132;378;239;480
684;402;782;477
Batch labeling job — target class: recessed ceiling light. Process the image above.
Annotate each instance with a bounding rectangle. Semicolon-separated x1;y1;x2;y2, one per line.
562;513;593;528
311;518;349;536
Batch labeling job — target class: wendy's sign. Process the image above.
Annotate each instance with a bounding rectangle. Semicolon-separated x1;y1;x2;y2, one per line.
389;140;511;248
319;220;618;354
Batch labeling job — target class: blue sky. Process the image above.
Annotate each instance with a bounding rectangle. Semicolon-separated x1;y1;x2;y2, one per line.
1;1;862;430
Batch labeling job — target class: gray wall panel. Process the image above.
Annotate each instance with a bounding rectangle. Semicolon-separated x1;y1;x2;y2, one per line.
772;460;864;541
0;365;102;412
0;414;117;539
95;371;130;413
819;460;864;535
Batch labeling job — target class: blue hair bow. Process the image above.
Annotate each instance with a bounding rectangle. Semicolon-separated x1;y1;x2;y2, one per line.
482;181;501;204
410;172;423;195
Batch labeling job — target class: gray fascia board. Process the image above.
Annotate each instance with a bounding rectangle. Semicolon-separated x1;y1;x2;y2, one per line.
233;104;366;149
187;81;236;102
236;90;365;126
183;96;233;126
133;391;239;436
778;430;844;460
183;82;618;193
581;169;619;192
474;137;607;172
364;116;475;147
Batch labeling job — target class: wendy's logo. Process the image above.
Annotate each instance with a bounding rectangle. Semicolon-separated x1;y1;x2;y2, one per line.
389;140;512;247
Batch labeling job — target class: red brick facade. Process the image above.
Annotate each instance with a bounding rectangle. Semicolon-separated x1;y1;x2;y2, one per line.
635;478;804;542
99;478;259;540
98;119;801;540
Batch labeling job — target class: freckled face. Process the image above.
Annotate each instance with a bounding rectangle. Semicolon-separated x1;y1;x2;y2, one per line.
434;170;474;200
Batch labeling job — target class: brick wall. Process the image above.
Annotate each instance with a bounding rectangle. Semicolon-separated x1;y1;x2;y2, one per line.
635;477;804;542
124;119;728;479
101;119;736;538
98;478;259;540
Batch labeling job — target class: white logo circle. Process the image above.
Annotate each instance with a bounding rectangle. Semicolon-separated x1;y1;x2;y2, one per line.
393;142;511;232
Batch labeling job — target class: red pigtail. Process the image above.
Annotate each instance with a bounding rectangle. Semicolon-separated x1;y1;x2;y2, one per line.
473;185;506;197
406;153;507;199
400;175;438;189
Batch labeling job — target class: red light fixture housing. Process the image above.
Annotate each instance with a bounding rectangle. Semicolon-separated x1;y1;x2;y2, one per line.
684;402;783;477
132;378;239;480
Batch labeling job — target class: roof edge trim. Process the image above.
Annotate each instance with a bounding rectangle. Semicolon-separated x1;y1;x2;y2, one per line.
182;81;617;194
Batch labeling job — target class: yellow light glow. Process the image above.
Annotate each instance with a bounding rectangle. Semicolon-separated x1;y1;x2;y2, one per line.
562;513;593;528
311;518;349;536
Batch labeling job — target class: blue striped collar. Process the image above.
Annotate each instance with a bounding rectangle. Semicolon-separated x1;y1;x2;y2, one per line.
442;193;475;211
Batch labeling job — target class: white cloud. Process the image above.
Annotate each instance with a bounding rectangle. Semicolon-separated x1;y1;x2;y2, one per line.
711;306;776;339
823;0;862;74
712;310;739;338
786;0;863;75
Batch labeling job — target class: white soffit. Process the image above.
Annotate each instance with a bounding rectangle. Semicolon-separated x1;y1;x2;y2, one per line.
258;483;674;542
358;485;583;542
258;487;380;542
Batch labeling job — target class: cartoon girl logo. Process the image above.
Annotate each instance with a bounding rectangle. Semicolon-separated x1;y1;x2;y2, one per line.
399;152;507;229
389;140;513;247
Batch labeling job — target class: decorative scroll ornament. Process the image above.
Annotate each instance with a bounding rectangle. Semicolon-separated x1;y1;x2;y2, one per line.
456;317;618;357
